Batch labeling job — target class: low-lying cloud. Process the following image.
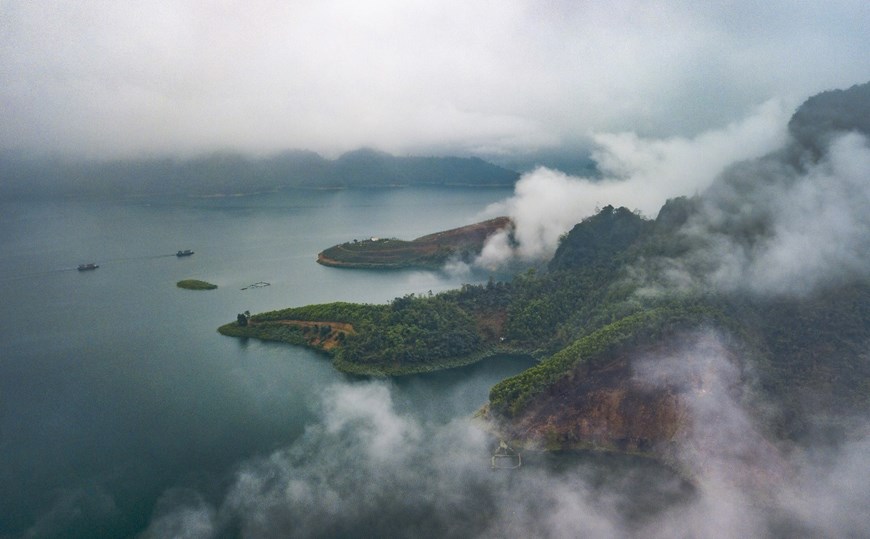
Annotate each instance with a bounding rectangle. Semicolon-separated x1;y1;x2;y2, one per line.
475;100;789;269
474;96;870;302
141;348;870;538
636;131;870;298
3;2;868;159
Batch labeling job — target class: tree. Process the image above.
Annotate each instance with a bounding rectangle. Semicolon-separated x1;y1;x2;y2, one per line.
237;313;249;326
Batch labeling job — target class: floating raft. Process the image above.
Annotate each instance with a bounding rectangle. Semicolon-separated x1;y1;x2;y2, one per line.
491;440;522;469
241;281;271;290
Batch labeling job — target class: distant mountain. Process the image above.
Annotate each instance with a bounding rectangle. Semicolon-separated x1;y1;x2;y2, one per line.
0;148;519;198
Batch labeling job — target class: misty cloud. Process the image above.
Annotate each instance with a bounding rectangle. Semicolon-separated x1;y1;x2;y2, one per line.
23;484;118;538
2;1;869;158
633;331;783;489
475;101;788;268
140;353;870;538
635;131;870;297
633;330;870;538
777;434;870;537
140;380;644;538
142;489;216;539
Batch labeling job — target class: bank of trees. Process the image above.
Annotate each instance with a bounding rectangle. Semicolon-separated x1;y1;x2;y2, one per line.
339;294;482;365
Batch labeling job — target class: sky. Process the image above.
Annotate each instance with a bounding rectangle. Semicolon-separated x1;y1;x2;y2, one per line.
2;0;869;160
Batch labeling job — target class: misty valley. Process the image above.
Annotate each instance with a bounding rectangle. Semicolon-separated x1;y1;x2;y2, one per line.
0;81;869;538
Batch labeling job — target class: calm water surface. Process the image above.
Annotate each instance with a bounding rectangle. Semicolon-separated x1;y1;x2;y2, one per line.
0;187;539;537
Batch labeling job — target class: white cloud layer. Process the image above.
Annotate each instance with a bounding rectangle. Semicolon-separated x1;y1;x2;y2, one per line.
475;100;789;267
632;132;870;297
139;353;870;538
1;1;868;158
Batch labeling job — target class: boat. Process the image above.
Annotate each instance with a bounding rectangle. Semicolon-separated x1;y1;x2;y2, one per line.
77;263;99;271
176;250;194;257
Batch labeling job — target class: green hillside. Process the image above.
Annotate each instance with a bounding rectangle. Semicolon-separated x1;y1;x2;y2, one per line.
219;81;870;451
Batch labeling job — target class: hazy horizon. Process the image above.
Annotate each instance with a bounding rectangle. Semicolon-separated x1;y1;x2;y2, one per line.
2;1;869;162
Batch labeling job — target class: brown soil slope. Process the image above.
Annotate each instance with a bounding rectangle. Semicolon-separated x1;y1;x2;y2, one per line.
317;216;511;269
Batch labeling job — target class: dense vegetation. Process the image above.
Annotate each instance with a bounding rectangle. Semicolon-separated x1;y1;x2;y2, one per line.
548;205;651;272
219;296;494;376
220;196;870;437
219;82;870;444
337;294;483;372
488;301;726;417
483;192;870;437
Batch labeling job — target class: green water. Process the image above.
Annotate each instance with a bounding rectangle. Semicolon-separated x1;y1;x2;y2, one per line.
0;187;539;537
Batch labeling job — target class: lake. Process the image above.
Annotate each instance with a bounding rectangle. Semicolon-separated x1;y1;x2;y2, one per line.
0;187;540;537
0;187;689;538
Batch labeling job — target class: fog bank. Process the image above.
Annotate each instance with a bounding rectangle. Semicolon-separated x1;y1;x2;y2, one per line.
475;101;789;268
141;347;870;538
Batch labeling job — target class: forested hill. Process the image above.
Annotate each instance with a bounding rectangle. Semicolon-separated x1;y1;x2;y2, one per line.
484;80;870;451
787;80;870;160
219;80;870;457
0;148;519;198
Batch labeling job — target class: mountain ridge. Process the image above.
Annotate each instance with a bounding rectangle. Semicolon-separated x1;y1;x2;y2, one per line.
217;81;870;468
0;148;519;198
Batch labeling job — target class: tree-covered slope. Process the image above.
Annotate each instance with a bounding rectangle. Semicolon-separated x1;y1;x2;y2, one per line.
481;81;870;451
219;294;508;376
219;81;870;455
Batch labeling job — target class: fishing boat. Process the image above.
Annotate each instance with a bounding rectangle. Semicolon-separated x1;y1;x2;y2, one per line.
176;250;194;257
77;263;99;271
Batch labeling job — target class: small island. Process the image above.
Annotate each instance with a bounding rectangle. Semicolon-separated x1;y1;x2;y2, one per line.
176;279;217;290
317;216;511;270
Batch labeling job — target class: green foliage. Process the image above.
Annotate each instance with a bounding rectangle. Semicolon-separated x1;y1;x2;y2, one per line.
220;294;485;374
548;205;651;272
446;279;515;312
176;279;217;290
216;195;870;436
488;302;722;417
253;302;382;325
338;294;482;366
219;320;309;348
720;284;870;431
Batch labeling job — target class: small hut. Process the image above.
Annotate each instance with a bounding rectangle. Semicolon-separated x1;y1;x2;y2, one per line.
491;440;522;469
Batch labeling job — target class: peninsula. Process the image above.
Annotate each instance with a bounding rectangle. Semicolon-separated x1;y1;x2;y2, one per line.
317;216;511;270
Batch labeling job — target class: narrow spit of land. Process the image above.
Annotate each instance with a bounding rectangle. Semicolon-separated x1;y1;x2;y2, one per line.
316;216;511;270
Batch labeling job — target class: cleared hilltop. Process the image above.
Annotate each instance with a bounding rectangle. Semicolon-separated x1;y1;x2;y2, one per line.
317;216;512;270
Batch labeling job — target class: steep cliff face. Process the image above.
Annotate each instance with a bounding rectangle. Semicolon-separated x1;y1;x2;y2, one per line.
503;354;685;453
